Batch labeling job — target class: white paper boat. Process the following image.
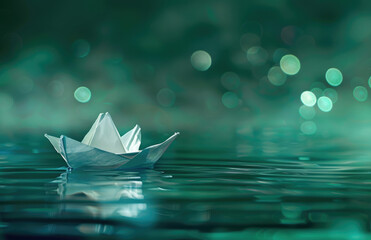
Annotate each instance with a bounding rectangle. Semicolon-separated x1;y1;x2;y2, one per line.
45;112;179;170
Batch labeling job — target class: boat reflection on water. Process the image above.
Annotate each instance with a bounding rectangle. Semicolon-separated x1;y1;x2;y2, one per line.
52;170;162;236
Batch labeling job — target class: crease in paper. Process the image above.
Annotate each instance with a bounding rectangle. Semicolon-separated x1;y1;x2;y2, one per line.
45;112;179;170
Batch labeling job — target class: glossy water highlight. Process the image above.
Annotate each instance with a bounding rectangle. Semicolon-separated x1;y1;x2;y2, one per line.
1;131;371;239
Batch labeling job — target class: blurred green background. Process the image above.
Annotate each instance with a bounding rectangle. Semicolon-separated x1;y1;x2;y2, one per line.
1;0;371;143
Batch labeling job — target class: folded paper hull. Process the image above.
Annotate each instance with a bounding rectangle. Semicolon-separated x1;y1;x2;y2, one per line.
45;133;179;170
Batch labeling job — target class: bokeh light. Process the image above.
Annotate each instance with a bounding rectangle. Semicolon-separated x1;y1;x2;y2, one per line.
267;66;287;86
281;26;302;46
300;91;316;107
311;88;323;98
353;86;368;102
156;88;176;107
323;88;338;103
240;33;260;51
325;68;343;87
299;105;316;120
190;50;212;71
368;76;371;88
317;96;333;112
246;46;268;66
300;121;317;135
221;72;240;90
222;92;239;109
280;54;300;75
49;80;65;98
74;86;91;103
72;39;90;58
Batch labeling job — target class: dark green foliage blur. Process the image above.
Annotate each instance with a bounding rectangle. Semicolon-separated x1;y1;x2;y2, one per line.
0;0;370;141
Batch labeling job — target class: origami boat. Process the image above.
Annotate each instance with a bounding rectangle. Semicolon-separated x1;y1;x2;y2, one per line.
45;112;179;170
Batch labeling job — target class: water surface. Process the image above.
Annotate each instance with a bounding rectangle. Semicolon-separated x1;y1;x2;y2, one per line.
1;133;371;240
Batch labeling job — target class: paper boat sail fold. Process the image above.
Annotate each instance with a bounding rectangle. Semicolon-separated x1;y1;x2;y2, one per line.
82;112;127;154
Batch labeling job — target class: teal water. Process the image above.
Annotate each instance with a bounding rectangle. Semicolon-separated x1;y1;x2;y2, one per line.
1;133;371;240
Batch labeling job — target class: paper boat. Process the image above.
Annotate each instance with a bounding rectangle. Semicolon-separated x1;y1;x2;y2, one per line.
45;112;179;170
